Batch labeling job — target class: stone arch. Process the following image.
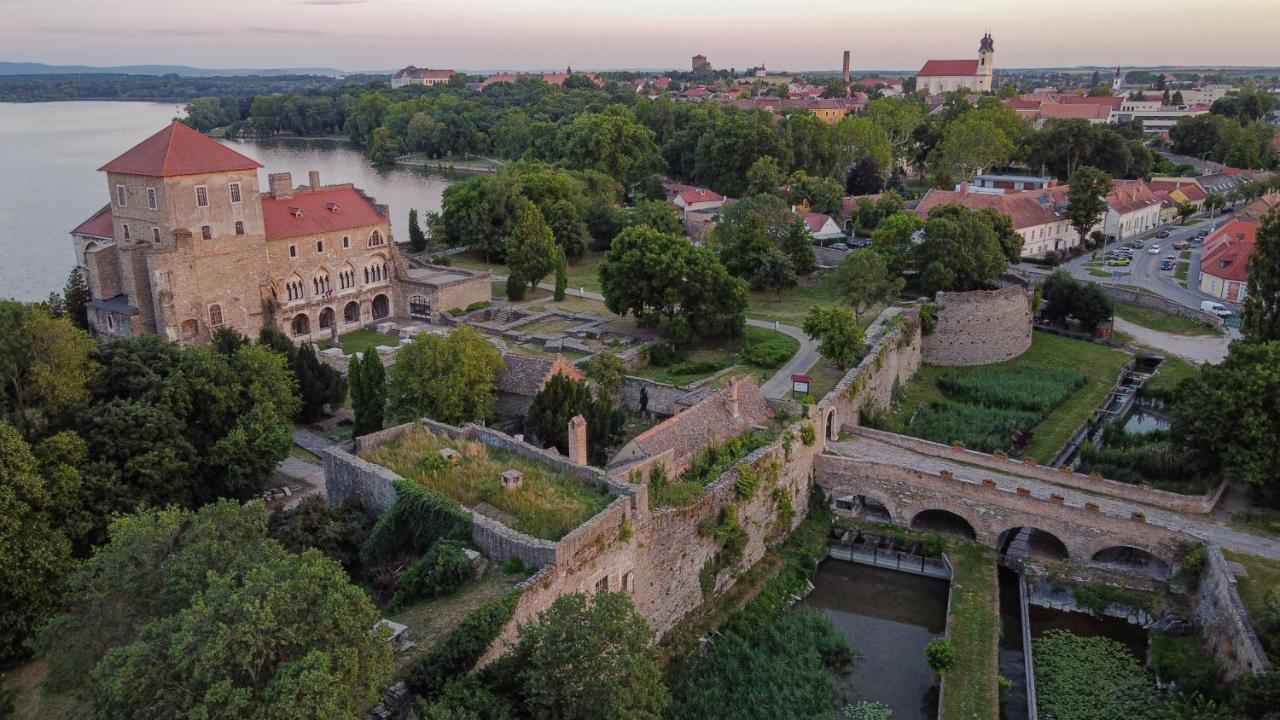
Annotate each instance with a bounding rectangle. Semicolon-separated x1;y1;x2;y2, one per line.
290;312;310;336
825;408;838;441
343;300;361;324
372;294;390;320
180;318;198;341
828;484;899;524
1088;545;1172;581
313;267;331;296
994;521;1071;562
318;306;335;330
909;508;979;540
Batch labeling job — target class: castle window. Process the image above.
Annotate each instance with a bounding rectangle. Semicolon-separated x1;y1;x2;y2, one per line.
229;182;242;204
342;235;350;249
235;221;244;236
122;224;130;240
195;186;209;208
208;304;224;327
316;240;324;253
116;184;127;207
368;229;384;247
286;277;304;302
201;225;212;240
289;244;297;259
147;187;157;211
153;228;161;243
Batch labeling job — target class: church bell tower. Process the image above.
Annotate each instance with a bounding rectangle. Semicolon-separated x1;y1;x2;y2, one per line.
978;33;995;91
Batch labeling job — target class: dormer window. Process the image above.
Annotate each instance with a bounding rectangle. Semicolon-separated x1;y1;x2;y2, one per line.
327;202;340;213
116;184;127;207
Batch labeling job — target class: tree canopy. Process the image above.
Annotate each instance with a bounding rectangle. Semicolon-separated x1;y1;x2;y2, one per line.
1243;208;1280;343
386;326;503;425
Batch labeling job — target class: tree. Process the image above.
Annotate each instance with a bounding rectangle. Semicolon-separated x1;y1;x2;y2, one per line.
0;421;72;662
1173;341;1280;493
620;199;683;236
553;247;568;301
1243;209;1280;343
914;204;1011;293
802;306;866;370
386;326;503;425
866;96;928;153
845;155;885;196
583;351;625;399
1171;90;1185;106
1066;166;1114;249
779;217;818;276
409;208;428;252
350;350;386;437
526;373;620;464
546;199;590;260
63;268;90;330
832;250;904;319
750;250;797;296
507;201;557;295
1040;271;1112;331
507;592;668;720
870;210;924;274
745;155;785;196
555;110;662;192
927;113;1016;185
292;342;347;421
785;171;844;215
925;638;957;675
830;116;894;182
0;302;95;439
694;110;782;197
369;126;402;165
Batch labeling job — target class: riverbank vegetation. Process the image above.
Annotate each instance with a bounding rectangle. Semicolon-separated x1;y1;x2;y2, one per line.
1033;630;1158;719
940;542;1000;720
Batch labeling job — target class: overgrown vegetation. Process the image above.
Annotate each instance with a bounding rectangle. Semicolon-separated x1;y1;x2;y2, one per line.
940;542;999;720
1033;630;1157;720
650;427;776;508
1076;418;1212;494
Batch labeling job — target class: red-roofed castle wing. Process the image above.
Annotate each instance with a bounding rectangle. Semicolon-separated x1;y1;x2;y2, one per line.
98;121;262;177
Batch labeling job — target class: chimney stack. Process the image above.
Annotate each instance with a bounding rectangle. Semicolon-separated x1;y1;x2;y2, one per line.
567;415;588;466
308;170;321;191
842;51;850;84
268;172;293;199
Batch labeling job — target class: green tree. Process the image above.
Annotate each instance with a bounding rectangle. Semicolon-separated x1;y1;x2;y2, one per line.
508;592;668;720
803;306;866;370
830;116;894;181
63;268;91;330
620;199;683;236
507;201;557;295
750;249;798;296
785;171;844;215
844;155;885;196
0;302;95;439
409;207;428;252
526;373;621;464
555;110;662;191
1173;341;1280;492
583;351;625;398
870;211;924;274
779;217;818;276
866;96;928;153
369;126;402;165
832;250;905;319
292;343;347;422
1242;208;1280;343
386;326;503;425
745;155;785;196
925;638;957;675
546;199;590;260
1040;270;1112;332
694;110;781;197
927;113;1016;186
0;421;72;661
1066;166;1114;249
553;246;568;301
349;349;386;437
914;204;1011;293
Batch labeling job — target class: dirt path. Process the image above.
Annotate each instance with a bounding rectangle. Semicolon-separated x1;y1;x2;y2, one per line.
1114;317;1235;364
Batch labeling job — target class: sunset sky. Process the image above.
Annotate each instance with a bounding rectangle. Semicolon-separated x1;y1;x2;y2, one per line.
3;0;1277;72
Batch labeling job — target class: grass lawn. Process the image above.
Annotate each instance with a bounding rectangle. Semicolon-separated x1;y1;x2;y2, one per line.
1222;549;1280;660
1140;353;1196;396
888;331;1130;462
443;250;606;293
941;541;1000;720
329;328;400;355
1228;508;1280;540
1113;302;1221;336
629;326;799;386
2;659;87;720
1174;261;1190;282
360;428;612;540
387;567;521;672
801;357;847;401
745;273;848;327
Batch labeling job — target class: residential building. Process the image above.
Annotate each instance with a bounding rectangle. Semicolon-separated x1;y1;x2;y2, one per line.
915;33;995;95
915;184;1083;258
1103;180;1163;240
666;182;725;218
1199;219;1257;302
692;54;710;72
1178;85;1231;106
970;172;1055;194
800;210;845;242
390;66;455;89
1149;178;1207;212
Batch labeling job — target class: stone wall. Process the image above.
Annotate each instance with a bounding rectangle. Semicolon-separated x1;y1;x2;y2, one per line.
1100;285;1225;329
922;286;1033;366
619;375;695;417
813;246;849;267
849;426;1226;514
821;304;924;432
1194;545;1272;681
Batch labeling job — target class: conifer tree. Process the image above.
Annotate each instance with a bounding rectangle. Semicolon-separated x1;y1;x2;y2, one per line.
63;268;91;330
408;208;427;253
553;247;568;301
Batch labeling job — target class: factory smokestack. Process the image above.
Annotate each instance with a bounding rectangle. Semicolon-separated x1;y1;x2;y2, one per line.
842;50;850;83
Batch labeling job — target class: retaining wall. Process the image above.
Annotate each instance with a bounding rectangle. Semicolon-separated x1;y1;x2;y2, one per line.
820;304;924;432
619;375;691;417
1194;545;1272;681
922;286;1033;366
1100;286;1226;329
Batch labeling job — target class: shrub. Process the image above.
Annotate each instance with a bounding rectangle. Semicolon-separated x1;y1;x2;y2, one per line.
667;359;728;376
500;555;526;575
800;423;816;446
741;337;794;369
1033;630;1157;720
682;428;772;487
390;540;476;609
360;479;473;567
645;343;683;367
921;533;947;558
1150;631;1227;702
404;591;521;699
465;300;492;312
925;638;957;675
267;496;374;576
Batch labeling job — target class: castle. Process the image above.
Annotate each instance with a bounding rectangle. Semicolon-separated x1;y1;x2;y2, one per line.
915;33;995;95
70;122;489;345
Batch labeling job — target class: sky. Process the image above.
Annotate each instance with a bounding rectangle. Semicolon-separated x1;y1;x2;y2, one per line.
2;0;1277;72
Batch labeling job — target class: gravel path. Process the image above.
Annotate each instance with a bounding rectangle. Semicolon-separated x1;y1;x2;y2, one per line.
1113;317;1235;364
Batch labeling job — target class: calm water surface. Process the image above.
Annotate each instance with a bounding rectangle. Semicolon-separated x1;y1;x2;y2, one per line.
0;101;450;301
803;560;947;719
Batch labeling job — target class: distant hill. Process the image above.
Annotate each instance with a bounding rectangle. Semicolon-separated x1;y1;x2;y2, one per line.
0;61;360;77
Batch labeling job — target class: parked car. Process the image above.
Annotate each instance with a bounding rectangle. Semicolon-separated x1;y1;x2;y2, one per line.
1160;260;1175;271
1172;241;1190;250
1200;300;1233;317
1148;245;1160;254
1196;229;1209;239
1155;229;1171;238
1106;258;1131;266
830;242;850;251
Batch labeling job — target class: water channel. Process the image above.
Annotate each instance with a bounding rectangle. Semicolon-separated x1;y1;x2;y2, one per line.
803;559;947;719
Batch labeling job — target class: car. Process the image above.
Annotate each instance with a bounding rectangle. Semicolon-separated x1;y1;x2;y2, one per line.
1172;241;1190;250
1196;229;1209;239
1148;245;1160;254
1127;241;1144;249
1155;229;1171;238
1160;260;1175;271
1166;254;1176;260
830;242;850;251
1200;300;1233;317
1106;258;1131;266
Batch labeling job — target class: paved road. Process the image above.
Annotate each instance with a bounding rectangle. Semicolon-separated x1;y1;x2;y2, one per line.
523;280;819;400
1112;317;1234;364
829;433;1280;561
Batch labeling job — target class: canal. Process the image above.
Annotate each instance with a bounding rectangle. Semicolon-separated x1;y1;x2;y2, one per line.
803;559;948;719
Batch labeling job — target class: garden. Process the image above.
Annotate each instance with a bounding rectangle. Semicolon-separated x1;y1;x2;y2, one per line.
879;332;1129;460
359;427;612;540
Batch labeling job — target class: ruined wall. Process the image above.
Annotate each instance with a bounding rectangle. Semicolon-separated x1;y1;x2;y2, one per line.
619;375;695;417
821;305;924;432
922;286;1033;366
1194;545;1272;681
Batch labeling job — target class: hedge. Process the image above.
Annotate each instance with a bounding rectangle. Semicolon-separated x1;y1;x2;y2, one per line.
359;479;473;566
405;590;521;698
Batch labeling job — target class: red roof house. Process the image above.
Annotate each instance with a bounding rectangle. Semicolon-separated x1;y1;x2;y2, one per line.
259;185;388;241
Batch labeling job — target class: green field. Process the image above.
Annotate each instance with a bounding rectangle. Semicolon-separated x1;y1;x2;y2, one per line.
1113;302;1221;336
888;332;1130;461
328;329;400;354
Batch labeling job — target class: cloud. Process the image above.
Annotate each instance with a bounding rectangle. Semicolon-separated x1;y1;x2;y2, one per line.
28;24;373;40
295;0;371;4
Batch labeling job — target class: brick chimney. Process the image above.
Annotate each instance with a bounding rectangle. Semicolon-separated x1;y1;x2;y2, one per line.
567;414;588;465
842;51;850;84
959;182;969;196
268;172;293;199
308;170;321;191
728;380;740;419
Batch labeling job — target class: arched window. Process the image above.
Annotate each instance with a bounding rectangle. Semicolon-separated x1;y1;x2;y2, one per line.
372;294;389;320
367;257;388;284
291;313;310;336
209;303;224;326
339;263;355;290
343;301;360;323
313;270;330;296
286;274;305;302
319;307;335;329
368;229;384;247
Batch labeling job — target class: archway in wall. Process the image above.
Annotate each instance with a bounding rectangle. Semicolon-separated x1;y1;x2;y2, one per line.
409;295;430;320
180;319;198;341
318;307;335;330
291;313;310;336
831;493;893;524
372;294;390;320
1091;546;1171;581
910;509;977;540
343;301;360;323
826;409;838;441
997;526;1070;562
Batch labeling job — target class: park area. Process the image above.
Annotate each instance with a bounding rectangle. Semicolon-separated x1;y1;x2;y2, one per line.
359;428;612;540
629;326;799;387
881;332;1129;461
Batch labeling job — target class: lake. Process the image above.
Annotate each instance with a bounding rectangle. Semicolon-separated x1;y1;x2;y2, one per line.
0;101;451;301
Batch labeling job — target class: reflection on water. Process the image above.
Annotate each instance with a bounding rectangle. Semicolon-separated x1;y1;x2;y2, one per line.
803;560;948;719
997;568;1029;720
1123;408;1171;435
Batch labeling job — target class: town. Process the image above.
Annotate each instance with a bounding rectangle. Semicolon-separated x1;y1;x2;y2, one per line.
2;11;1280;720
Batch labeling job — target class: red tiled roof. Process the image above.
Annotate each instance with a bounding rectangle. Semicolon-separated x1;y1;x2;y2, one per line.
667;183;723;205
1106;181;1162;215
98;121;262;177
615;379;772;471
1005;97;1042;110
800;210;836;234
916;187;1065;230
1239;191;1280;220
1054;94;1124;108
72;204;113;238
918;59;979;77
1200;219;1258;282
260;185;386;241
1039;103;1112;121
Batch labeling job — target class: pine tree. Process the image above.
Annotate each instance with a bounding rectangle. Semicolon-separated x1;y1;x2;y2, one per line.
294;343;347;422
553;247;568;301
351;350;385;436
1243;209;1280;343
63;268;91;330
408;208;427;253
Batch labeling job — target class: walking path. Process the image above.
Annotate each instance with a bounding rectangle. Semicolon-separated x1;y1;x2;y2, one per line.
828;433;1280;560
1113;317;1234;364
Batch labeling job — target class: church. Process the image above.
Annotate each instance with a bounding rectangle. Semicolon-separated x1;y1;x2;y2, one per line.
916;33;995;95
